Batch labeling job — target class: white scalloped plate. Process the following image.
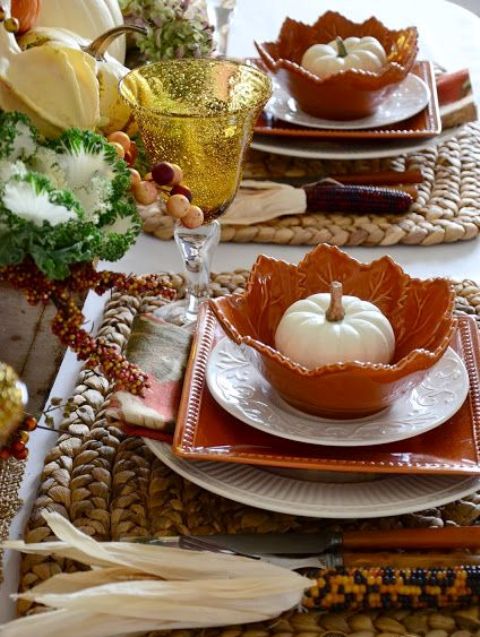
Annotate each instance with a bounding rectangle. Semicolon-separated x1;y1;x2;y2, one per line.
146;439;480;519
267;74;430;130
206;339;469;447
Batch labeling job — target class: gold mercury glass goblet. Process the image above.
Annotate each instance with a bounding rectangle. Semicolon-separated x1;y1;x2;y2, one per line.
119;59;272;324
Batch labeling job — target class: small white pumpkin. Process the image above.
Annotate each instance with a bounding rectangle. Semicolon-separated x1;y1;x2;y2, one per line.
301;36;387;79
36;0;126;63
275;281;395;369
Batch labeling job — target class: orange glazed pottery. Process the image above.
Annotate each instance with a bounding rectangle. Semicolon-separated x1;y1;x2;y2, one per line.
255;11;418;120
209;245;455;419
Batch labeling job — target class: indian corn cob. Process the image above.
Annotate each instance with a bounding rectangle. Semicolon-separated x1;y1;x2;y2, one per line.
303;566;480;611
303;180;413;214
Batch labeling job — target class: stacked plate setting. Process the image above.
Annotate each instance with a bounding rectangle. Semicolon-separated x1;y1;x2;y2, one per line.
251;62;445;160
146;310;480;519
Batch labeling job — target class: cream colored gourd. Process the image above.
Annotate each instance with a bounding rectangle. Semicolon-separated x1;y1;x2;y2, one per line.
301;36;387;79
35;0;126;63
0;4;100;137
18;25;135;134
275;281;395;369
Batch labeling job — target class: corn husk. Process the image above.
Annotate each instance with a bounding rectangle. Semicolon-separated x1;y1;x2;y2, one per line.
1;512;311;637
0;608;183;637
221;180;307;225
5;514;302;581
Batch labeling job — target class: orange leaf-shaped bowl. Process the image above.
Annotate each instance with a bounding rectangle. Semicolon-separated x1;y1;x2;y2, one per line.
255;11;418;120
209;245;455;419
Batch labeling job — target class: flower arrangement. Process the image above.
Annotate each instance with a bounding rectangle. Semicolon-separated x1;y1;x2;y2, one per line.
120;0;214;65
0;111;175;398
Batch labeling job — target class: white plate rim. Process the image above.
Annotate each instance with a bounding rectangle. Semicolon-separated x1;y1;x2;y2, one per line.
146;439;480;519
206;341;469;447
251;126;460;160
267;73;430;131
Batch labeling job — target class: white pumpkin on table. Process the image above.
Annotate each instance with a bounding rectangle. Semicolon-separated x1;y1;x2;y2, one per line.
301;36;387;79
35;0;126;62
275;281;395;369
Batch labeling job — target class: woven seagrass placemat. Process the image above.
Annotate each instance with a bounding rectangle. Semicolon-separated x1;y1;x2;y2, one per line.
0;458;24;583
13;273;480;635
143;122;480;247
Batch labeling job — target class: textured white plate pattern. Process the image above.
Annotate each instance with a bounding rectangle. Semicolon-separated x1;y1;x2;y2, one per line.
267;74;430;130
146;440;480;519
206;340;469;447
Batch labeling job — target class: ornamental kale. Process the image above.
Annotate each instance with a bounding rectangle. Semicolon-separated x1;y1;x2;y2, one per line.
0;113;141;280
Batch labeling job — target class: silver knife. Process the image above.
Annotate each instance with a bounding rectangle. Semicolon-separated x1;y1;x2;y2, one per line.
130;535;480;570
131;526;480;555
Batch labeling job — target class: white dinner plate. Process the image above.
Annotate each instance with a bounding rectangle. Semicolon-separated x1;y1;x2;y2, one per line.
267;74;430;130
206;340;469;447
145;439;480;519
251;126;461;160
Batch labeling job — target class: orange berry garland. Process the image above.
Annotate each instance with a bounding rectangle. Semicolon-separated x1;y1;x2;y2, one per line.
0;260;176;398
107;130;203;229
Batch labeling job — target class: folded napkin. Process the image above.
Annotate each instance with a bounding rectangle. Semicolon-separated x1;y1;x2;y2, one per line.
438;68;478;128
107;313;192;436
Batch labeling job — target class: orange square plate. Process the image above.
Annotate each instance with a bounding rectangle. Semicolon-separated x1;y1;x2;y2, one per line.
254;61;441;140
171;305;480;476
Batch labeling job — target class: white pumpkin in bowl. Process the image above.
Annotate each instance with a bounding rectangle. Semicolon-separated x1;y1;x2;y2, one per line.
301;36;387;79
275;281;395;369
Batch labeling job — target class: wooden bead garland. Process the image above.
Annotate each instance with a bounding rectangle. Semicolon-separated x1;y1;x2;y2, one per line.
106;130;204;228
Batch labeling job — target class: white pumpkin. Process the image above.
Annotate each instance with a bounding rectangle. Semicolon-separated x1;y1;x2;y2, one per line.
36;0;126;63
275;282;395;369
301;36;387;79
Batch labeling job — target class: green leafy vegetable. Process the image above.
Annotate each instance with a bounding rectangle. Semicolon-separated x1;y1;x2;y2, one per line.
0;113;141;280
0;111;38;162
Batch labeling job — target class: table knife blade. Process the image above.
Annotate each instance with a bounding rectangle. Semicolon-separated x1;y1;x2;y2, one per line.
136;526;480;555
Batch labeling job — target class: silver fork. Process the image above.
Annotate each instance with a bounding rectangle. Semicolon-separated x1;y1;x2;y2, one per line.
178;535;339;570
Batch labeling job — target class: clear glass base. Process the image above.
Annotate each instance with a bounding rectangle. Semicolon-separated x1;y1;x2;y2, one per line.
154;220;221;327
154;299;197;327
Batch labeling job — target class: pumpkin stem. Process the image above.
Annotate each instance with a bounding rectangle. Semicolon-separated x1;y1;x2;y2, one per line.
84;25;147;61
335;36;348;58
326;281;345;322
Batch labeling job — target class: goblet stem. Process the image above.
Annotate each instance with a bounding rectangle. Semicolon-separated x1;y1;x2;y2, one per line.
174;220;221;323
207;1;235;57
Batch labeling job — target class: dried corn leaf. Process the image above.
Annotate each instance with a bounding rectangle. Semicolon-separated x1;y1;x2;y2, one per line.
5;512;308;581
221;180;306;225
2;513;311;637
0;608;182;637
23;567;148;596
1;540;114;567
19;576;308;624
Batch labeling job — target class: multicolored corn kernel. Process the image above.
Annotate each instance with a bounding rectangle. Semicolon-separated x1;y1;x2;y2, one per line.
303;566;480;610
